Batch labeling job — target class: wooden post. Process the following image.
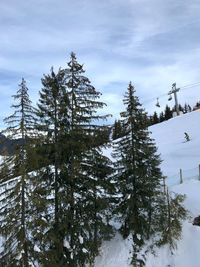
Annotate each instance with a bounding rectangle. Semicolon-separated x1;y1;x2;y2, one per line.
199;165;200;181
180;168;183;184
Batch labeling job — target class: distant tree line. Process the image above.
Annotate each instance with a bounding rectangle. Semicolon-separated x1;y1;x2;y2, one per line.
0;53;187;267
112;102;195;139
148;103;192;126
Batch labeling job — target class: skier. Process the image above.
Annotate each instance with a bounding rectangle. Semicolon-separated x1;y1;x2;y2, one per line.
184;132;190;142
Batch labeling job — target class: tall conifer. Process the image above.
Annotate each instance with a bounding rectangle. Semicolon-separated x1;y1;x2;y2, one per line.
61;52;114;266
34;67;70;265
113;82;181;266
0;78;36;266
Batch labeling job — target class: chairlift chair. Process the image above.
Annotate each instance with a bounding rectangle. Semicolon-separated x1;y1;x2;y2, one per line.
156;98;160;107
168;94;172;101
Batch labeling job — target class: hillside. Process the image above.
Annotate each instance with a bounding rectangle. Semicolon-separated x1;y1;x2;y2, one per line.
0;133;24;155
151;110;200;180
95;110;200;267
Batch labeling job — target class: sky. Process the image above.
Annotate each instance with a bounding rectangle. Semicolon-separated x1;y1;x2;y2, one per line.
1;0;200;126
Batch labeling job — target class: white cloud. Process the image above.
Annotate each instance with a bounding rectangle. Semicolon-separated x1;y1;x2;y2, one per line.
0;0;200;125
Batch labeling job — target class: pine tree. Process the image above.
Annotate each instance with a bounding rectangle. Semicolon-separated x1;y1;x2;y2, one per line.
183;103;189;113
157;186;187;251
188;104;192;112
33;67;70;265
112;120;125;140
0;78;37;266
112;82;185;266
164;105;172;120
61;52;114;266
159;111;165;122
112;120;120;140
152;111;159;124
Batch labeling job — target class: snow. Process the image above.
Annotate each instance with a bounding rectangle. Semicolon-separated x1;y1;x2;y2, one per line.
94;233;132;267
145;180;200;267
95;110;200;267
150;110;200;178
63;239;70;249
79;235;84;244
82;248;88;253
34;244;41;252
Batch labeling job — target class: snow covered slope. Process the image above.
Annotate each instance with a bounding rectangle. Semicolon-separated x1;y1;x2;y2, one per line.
145;180;200;267
150;110;200;179
95;110;200;267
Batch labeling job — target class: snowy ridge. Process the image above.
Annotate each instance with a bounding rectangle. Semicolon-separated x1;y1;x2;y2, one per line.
95;110;200;267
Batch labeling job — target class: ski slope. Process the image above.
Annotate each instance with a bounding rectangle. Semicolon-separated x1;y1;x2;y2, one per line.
95;110;200;267
151;110;200;180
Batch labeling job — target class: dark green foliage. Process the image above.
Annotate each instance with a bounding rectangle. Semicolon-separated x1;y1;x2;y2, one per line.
159;111;165;122
148;106;172;126
164;105;173;120
63;147;114;266
28;53;114;266
60;52;114;266
152;111;159;125
147;112;159;126
34;67;70;265
112;119;125;140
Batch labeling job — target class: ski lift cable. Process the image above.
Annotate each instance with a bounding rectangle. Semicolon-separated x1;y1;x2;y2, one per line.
180;81;200;89
142;81;200;106
142;93;167;105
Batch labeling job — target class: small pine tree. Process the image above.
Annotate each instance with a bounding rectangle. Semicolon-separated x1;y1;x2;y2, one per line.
159;111;165;122
183;103;189;113
152;111;159;124
157;187;187;251
164;105;172;120
112;120;125;140
189;105;192;112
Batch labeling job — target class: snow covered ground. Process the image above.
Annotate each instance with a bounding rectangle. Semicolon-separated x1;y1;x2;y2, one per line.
95;110;200;267
151;110;200;181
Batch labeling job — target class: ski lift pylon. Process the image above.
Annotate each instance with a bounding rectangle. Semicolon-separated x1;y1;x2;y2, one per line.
156;98;160;107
